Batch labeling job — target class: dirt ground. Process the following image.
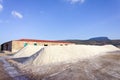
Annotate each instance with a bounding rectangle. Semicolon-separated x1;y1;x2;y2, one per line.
0;53;12;80
0;53;7;57
0;61;13;80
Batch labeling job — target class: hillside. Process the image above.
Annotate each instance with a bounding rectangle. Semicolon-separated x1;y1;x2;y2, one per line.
60;37;120;48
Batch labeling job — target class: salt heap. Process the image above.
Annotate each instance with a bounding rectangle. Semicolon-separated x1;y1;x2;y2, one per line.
31;45;119;66
13;45;44;58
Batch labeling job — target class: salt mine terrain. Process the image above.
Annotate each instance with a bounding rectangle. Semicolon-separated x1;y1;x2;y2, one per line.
0;45;120;80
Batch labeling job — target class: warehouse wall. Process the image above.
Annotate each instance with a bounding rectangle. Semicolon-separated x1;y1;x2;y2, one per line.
11;41;73;53
1;41;12;53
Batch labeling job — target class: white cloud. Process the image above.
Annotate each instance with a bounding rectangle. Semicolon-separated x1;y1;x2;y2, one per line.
11;11;23;19
0;4;3;11
68;0;85;4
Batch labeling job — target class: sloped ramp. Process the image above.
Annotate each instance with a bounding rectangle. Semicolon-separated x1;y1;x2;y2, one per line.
23;47;44;64
13;45;44;58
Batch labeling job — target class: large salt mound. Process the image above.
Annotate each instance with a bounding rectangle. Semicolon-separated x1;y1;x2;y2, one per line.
32;45;119;66
13;45;44;58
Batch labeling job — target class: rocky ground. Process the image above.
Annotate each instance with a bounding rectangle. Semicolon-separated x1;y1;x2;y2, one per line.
0;54;13;80
0;53;29;80
0;62;13;80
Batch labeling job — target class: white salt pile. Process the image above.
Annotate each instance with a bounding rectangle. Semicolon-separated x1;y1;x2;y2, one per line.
31;45;119;66
13;45;44;58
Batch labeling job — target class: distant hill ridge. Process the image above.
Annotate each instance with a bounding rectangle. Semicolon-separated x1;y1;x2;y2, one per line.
60;37;120;48
89;37;110;41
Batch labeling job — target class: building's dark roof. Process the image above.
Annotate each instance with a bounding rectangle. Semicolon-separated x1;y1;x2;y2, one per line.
16;39;73;44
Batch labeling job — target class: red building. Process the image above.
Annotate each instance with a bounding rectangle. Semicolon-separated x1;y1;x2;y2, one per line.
1;39;74;53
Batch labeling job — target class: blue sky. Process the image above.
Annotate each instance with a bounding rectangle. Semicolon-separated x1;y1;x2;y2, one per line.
0;0;120;44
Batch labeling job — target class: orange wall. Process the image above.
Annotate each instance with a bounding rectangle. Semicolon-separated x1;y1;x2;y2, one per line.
11;41;74;53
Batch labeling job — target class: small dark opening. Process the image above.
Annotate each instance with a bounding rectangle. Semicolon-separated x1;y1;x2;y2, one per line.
44;44;48;46
60;44;63;46
65;44;68;46
34;43;37;46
